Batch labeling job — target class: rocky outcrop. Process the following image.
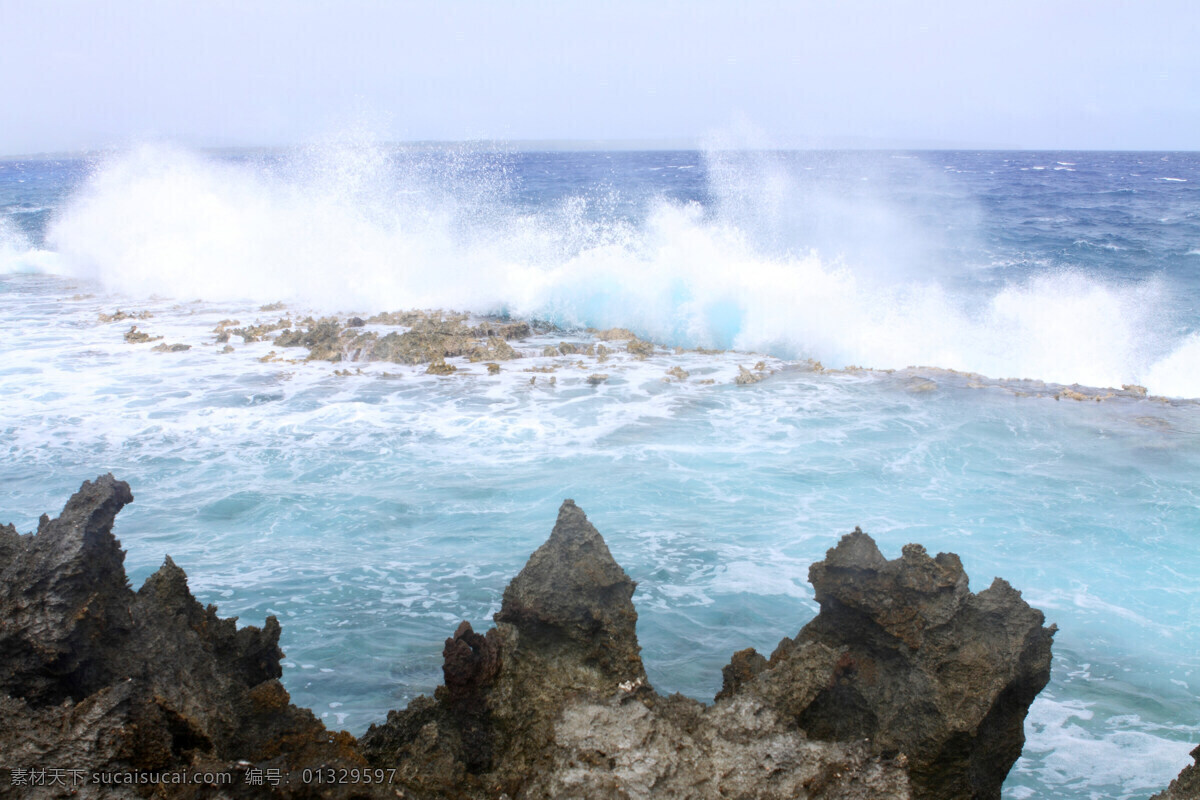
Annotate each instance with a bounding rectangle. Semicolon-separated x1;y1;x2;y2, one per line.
1;481;1056;799
270;311;530;364
359;500;672;798
721;528;1056;800
0;476;380;799
1153;748;1200;800
361;507;1054;799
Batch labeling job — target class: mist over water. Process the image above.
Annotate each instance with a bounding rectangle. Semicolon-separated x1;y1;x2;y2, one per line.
37;142;1200;397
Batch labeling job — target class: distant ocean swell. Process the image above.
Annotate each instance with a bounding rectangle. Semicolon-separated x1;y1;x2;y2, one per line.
21;144;1200;398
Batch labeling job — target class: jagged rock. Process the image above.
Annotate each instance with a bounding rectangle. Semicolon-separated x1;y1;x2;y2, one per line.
725;528;1056;800
363;509;1052;800
1;482;1054;800
0;477;382;799
361;501;662;797
494;500;644;683
0;476;136;705
1153;747;1200;800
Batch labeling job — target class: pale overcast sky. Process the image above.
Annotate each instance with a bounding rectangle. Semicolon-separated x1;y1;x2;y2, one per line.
2;0;1197;155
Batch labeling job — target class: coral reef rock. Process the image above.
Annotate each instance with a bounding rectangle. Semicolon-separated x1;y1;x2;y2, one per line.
0;476;381;799
272;311;530;365
362;506;1055;799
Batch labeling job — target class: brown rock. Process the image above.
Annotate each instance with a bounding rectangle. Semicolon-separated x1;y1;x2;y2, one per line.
0;477;384;798
727;528;1057;800
1152;746;1200;800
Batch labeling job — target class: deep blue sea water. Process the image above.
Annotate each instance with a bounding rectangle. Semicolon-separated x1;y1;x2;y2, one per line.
1;145;1198;798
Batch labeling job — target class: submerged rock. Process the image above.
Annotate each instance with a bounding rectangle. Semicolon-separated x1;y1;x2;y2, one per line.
735;364;765;384
98;309;153;323
665;366;689;381
362;507;1054;799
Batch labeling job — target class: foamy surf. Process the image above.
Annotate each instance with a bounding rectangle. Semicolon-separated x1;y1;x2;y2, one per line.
34;144;1200;398
3;145;1200;798
0;277;1197;800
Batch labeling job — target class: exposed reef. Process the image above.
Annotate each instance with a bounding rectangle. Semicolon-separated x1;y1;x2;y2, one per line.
2;480;1058;798
269;311;531;365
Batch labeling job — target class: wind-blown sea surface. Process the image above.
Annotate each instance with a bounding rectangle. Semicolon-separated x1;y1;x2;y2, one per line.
1;144;1197;798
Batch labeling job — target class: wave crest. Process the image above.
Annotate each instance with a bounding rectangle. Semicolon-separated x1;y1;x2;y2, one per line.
45;144;1198;397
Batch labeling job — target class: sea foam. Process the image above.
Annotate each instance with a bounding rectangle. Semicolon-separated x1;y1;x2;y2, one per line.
43;143;1200;397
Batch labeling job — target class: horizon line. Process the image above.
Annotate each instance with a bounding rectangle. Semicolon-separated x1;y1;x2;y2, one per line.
4;137;1199;160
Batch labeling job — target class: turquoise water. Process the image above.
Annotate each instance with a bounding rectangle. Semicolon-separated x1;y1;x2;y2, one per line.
2;146;1199;798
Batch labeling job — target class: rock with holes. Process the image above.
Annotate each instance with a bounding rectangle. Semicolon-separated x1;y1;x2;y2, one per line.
361;504;940;799
722;528;1056;800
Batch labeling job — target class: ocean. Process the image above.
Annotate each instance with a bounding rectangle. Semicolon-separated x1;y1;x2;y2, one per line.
1;144;1197;798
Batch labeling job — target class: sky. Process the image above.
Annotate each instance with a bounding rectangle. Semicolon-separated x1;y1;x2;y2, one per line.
1;0;1198;155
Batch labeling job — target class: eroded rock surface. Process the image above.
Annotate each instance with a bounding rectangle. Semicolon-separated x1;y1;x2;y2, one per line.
271;311;530;364
724;528;1056;800
0;476;379;799
1;481;1058;799
362;511;1054;800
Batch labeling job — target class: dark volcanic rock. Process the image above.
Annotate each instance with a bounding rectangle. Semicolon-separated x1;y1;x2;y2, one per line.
494;499;645;683
363;511;1053;800
361;500;665;798
0;476;382;799
2;482;1055;799
0;475;135;705
725;527;1056;800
